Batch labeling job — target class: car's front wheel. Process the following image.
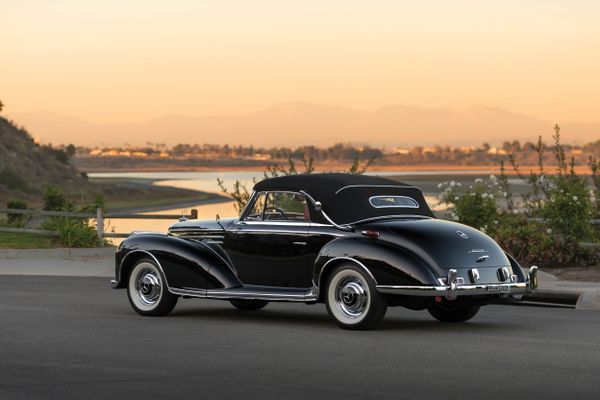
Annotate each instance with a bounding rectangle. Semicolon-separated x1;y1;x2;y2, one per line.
230;299;269;310
325;264;387;330
427;302;480;322
127;258;178;316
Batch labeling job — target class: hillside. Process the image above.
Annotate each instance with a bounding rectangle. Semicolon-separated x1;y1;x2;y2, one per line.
0;116;225;210
0;116;93;206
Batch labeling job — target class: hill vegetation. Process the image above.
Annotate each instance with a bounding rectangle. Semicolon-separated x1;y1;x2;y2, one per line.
0;116;92;206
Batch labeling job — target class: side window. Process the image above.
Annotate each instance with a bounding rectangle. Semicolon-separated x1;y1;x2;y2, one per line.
245;193;266;221
264;192;309;222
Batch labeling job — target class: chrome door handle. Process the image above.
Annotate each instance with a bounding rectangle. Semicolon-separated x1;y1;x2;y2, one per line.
293;241;307;246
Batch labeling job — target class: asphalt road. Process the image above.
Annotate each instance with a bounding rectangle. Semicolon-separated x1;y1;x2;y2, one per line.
1;276;599;400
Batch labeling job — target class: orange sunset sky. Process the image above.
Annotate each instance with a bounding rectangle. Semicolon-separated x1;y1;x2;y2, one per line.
2;0;599;146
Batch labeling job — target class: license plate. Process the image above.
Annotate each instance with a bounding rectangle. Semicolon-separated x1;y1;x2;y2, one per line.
486;284;510;293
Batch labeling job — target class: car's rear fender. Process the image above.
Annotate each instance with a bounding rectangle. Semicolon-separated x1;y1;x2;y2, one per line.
115;234;241;291
313;237;439;299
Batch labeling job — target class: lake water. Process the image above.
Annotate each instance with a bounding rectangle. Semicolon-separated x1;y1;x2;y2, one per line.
89;170;478;242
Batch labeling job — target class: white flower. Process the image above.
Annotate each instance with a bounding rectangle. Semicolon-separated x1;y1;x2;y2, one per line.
489;175;497;181
450;180;456;187
573;196;578;201
482;193;488;199
503;191;508;198
454;196;459;200
475;178;483;183
480;227;486;233
513;209;519;214
494;220;498;225
456;182;462;187
437;183;443;189
546;228;552;234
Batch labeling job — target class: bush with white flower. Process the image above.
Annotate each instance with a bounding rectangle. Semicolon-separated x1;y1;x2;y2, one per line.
437;126;598;267
438;177;500;235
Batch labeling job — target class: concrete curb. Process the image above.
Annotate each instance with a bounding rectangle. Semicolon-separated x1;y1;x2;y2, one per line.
0;247;114;277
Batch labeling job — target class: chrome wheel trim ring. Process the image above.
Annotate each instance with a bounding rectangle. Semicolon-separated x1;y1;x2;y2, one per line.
129;262;163;311
328;269;371;324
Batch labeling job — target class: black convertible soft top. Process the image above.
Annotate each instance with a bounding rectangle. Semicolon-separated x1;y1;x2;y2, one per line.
253;173;434;224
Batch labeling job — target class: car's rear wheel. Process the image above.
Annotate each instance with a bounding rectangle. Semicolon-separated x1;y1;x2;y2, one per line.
127;258;178;316
427;302;480;322
230;299;269;310
325;264;387;330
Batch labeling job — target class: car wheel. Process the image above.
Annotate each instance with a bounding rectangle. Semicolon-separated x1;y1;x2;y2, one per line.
325;264;387;330
127;258;178;316
427;302;480;323
230;299;269;310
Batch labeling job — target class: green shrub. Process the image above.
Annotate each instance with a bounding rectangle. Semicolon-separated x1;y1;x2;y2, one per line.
542;175;593;241
438;175;500;235
43;186;73;211
51;218;99;248
5;199;30;228
40;186;100;247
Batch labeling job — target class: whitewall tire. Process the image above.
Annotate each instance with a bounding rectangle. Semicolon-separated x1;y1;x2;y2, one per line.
127;258;178;316
325;264;387;330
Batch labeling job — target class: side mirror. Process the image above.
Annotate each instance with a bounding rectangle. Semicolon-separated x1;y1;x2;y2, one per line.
313;201;322;212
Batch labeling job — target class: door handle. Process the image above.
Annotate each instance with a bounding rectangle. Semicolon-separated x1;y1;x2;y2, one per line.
293;241;307;246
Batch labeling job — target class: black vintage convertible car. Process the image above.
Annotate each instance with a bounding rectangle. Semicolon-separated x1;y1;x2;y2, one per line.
111;173;538;330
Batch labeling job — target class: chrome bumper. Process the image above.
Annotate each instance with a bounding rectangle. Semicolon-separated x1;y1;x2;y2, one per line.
377;266;539;300
110;279;119;288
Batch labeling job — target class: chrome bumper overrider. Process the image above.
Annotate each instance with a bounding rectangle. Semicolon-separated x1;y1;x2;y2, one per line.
377;266;539;300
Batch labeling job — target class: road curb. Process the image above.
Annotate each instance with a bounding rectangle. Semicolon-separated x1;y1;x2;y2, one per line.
0;247;114;277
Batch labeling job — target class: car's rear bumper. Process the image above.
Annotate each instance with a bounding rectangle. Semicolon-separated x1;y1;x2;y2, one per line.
377;266;538;300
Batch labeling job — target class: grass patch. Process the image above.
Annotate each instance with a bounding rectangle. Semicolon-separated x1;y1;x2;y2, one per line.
0;232;58;249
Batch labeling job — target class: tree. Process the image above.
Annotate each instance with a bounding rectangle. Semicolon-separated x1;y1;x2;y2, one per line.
0;99;4;113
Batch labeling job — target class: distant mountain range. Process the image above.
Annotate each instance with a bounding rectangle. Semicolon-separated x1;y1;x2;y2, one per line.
8;102;600;147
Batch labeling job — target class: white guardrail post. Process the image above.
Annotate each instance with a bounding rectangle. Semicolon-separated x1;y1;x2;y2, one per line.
96;207;104;246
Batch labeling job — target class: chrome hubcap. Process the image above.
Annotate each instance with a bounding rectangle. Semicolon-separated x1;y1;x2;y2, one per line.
336;278;368;318
135;269;161;305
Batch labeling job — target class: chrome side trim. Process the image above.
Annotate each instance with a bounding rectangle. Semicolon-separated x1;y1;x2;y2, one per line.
317;257;377;288
170;286;318;302
240;221;311;226
376;281;531;297
117;250;172;292
170;287;208;297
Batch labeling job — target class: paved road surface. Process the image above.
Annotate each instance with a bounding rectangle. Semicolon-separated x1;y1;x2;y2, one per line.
1;276;599;399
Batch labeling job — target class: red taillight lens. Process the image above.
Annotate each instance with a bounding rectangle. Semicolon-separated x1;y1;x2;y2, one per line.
361;230;380;239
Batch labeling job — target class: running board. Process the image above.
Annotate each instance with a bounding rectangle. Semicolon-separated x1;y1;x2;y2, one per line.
170;285;319;302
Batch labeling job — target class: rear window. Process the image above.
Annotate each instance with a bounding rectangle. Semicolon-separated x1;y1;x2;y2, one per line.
369;195;419;209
